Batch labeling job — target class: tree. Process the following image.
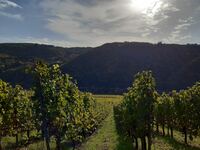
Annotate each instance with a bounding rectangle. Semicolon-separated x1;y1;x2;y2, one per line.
155;93;175;137
114;71;157;150
0;80;12;150
133;71;156;150
184;82;200;142
173;90;193;144
9;85;33;146
31;61;105;150
32;61;52;150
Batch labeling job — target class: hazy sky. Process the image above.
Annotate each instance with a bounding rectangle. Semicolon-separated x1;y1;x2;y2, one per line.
0;0;200;47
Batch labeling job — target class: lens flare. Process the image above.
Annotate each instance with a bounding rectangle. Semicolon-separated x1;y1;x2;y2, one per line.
130;0;163;17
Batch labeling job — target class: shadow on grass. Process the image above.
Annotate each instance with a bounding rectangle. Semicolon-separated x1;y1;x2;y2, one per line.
158;135;200;150
116;133;133;150
3;136;42;150
61;141;74;150
113;107;134;150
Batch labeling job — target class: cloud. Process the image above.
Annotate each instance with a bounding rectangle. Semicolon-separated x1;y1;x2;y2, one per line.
1;0;200;46
40;0;177;46
0;0;23;20
0;36;71;47
164;16;194;43
0;0;22;9
0;11;23;20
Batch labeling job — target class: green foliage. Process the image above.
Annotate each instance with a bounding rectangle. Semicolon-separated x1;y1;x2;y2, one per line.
11;85;34;135
0;80;13;137
0;61;109;150
155;83;200;144
32;61;108;150
1;61;200;150
114;71;157;150
0;80;34;149
114;71;200;149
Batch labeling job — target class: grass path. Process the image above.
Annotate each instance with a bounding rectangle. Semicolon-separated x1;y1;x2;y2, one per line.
3;95;200;150
152;131;200;150
78;108;133;150
78;109;200;150
78;95;200;150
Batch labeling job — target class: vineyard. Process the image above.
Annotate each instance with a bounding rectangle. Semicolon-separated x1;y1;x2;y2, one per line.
0;63;200;150
114;71;200;150
0;62;111;150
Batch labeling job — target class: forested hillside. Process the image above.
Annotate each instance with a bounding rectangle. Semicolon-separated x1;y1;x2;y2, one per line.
0;42;200;93
0;43;91;87
63;42;200;93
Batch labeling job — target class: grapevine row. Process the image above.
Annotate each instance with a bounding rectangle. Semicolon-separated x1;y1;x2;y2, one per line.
0;62;109;150
114;71;200;150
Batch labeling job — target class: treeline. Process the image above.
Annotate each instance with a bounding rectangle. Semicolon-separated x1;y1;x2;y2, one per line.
0;62;109;150
114;71;200;150
155;82;200;144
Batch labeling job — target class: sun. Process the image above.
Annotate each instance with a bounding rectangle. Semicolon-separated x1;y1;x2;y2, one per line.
130;0;162;16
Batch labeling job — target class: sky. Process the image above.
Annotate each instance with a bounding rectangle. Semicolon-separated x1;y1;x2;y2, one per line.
0;0;200;47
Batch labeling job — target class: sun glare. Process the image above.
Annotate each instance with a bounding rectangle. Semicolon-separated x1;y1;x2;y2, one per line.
130;0;162;17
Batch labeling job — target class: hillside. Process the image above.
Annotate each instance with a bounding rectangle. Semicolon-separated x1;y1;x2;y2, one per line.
0;43;91;87
62;42;200;93
0;42;200;93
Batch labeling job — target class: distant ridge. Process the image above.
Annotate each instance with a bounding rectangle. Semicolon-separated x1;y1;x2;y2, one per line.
0;42;200;94
62;42;200;93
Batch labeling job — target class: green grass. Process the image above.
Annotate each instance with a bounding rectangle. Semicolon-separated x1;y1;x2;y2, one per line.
77;95;133;150
85;95;200;150
1;131;59;150
152;128;200;150
2;95;200;150
1;95;124;150
78;108;133;150
94;95;122;105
